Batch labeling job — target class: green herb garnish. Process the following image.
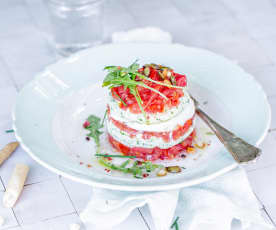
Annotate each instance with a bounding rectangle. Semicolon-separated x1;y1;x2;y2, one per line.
84;115;104;150
206;132;215;135
98;157;162;178
102;61;185;122
101;109;108;126
171;216;180;230
95;154;137;158
5;129;14;133
113;91;127;106
120;160;130;168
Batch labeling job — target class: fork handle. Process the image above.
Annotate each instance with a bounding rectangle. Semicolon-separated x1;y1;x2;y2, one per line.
195;108;261;163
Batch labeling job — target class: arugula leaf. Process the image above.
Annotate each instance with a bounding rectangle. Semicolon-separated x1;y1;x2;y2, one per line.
84;115;104;149
95;154;136;158
98;157;162;178
171;216;180;230
103;61;175;122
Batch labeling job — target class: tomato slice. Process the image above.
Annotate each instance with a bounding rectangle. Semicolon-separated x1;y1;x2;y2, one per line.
108;130;196;161
109;116;194;142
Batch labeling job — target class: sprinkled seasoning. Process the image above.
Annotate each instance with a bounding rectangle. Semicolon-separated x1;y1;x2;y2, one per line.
143;173;149;178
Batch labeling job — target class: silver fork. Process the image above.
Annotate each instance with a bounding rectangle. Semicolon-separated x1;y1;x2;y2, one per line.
190;95;261;164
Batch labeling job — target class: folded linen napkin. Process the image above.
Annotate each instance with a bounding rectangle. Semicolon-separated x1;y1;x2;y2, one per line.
80;27;274;230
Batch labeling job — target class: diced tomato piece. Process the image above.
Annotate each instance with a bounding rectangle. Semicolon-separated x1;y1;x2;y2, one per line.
110;66;188;114
174;73;187;87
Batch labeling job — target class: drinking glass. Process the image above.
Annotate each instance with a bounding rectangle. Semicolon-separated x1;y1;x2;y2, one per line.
46;0;104;56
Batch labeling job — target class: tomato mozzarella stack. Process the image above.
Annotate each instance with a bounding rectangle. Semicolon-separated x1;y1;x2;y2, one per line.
106;64;196;161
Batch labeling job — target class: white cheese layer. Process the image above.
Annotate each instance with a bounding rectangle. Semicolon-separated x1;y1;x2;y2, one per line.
107;118;195;149
108;90;195;132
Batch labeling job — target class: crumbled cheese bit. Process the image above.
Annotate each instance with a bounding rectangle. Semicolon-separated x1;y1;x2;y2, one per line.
0;216;4;226
69;223;80;230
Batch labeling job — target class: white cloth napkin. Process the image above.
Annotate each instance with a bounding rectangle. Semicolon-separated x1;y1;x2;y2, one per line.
80;27;275;230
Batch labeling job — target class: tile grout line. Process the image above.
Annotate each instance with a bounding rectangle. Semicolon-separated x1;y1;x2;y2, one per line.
246;162;276;173
40;211;77;222
0;176;6;192
263;206;276;226
23;177;57;187
138;208;151;230
58;176;80;216
11;209;21;228
253;191;265;209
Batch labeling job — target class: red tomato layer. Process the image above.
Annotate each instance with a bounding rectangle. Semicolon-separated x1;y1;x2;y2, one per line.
111;67;187;114
109;116;194;142
108;130;196;161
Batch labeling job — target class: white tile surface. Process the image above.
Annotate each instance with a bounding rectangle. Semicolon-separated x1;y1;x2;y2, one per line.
0;87;17;121
268;96;276;129
1;0;276;229
261;208;275;226
247;165;276;207
249;65;276;97
103;0;137;42
221;0;276;39
264;205;276;225
0;59;14;89
0;0;34;37
244;132;276;171
13;179;75;225
20;213;80;230
0;143;57;187
24;0;52;35
60;177;93;213
0;30;56;89
0;192;18;229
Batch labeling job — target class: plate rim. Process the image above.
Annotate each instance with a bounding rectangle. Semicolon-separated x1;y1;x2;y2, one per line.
12;43;271;191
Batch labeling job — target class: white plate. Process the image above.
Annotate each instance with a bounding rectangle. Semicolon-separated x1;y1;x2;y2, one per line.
13;43;271;191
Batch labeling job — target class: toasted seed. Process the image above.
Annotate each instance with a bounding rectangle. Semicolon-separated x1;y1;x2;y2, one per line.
195;143;207;149
166;166;182;173
164;79;172;86
157;168;168;177
167;71;172;77
158;71;165;79
163;68;168;77
144;67;150;76
186;146;196;153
